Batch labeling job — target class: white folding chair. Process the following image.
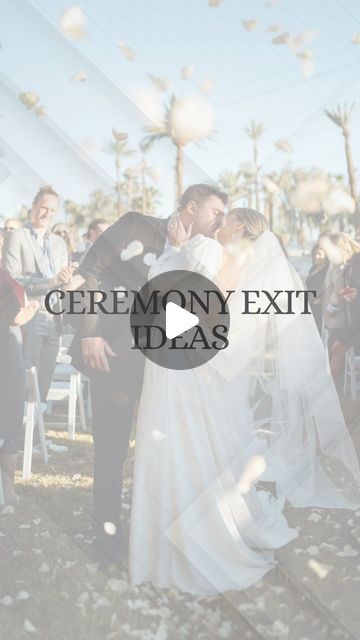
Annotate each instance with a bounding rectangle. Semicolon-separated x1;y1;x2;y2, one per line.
45;334;87;439
344;347;360;400
22;367;49;480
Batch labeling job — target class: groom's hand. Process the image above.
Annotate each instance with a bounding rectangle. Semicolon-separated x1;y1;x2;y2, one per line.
81;337;116;372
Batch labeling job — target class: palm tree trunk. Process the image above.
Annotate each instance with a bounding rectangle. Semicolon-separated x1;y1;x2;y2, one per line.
141;157;147;214
265;195;274;230
268;196;274;231
115;154;122;217
175;144;184;201
253;142;259;210
343;128;358;202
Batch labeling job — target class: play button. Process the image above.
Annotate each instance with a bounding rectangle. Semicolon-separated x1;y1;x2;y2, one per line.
130;269;231;370
165;302;199;340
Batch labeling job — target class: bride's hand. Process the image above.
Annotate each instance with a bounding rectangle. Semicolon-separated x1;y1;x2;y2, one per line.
167;215;193;247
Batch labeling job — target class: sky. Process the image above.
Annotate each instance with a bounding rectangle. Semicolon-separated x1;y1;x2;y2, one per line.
0;0;360;221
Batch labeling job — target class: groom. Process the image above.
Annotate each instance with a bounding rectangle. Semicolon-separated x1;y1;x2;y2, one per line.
68;184;227;565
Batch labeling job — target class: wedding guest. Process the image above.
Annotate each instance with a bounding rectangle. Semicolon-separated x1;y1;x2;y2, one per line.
306;244;329;335
4;218;22;232
0;269;38;504
339;249;360;354
0;228;4;267
4;186;71;402
72;218;110;263
52;222;73;258
321;233;360;382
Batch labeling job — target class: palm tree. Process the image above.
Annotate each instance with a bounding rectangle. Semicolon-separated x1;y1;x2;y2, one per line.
105;130;134;217
245;120;265;210
138;140;161;214
64;190;117;245
325;103;358;204
142;94;214;201
218;169;246;208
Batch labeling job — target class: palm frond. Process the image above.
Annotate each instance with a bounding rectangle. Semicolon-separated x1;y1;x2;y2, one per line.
325;102;356;129
245;120;265;140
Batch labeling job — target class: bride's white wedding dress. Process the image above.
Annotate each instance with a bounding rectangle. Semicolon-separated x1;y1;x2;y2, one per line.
129;234;300;595
129;232;360;595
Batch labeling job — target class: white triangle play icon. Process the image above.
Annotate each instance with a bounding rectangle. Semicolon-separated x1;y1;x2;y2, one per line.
165;302;199;340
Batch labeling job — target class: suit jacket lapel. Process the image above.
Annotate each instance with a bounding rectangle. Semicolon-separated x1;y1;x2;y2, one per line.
48;235;60;274
23;226;47;276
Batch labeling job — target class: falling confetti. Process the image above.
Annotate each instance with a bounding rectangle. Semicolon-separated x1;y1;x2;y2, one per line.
112;128;128;142
103;521;117;535
59;6;86;39
181;64;194;80
19;92;40;110
113;285;127;298
69;71;86;82
298;50;315;78
169;94;215;146
34;105;46;117
272;31;290;45
117;42;135;61
143;252;157;266
24;619;37;634
208;0;223;6
266;23;282;33
149;74;172;92
121;240;144;261
352;33;360;44
288;30;319;52
242;20;258;32
308;559;333;579
275;138;294;153
199;76;215;93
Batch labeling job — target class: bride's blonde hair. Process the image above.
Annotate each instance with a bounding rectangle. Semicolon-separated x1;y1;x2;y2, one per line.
230;208;269;241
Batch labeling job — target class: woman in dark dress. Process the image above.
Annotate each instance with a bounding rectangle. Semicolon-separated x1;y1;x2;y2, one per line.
0;270;38;504
342;251;360;353
306;244;329;335
320;234;360;383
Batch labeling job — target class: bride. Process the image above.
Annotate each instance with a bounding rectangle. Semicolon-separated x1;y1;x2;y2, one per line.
129;207;360;595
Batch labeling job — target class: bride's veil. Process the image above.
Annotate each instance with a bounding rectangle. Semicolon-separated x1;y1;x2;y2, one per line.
213;230;360;509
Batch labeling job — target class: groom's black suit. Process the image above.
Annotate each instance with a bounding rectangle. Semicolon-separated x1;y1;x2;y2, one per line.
69;211;168;556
